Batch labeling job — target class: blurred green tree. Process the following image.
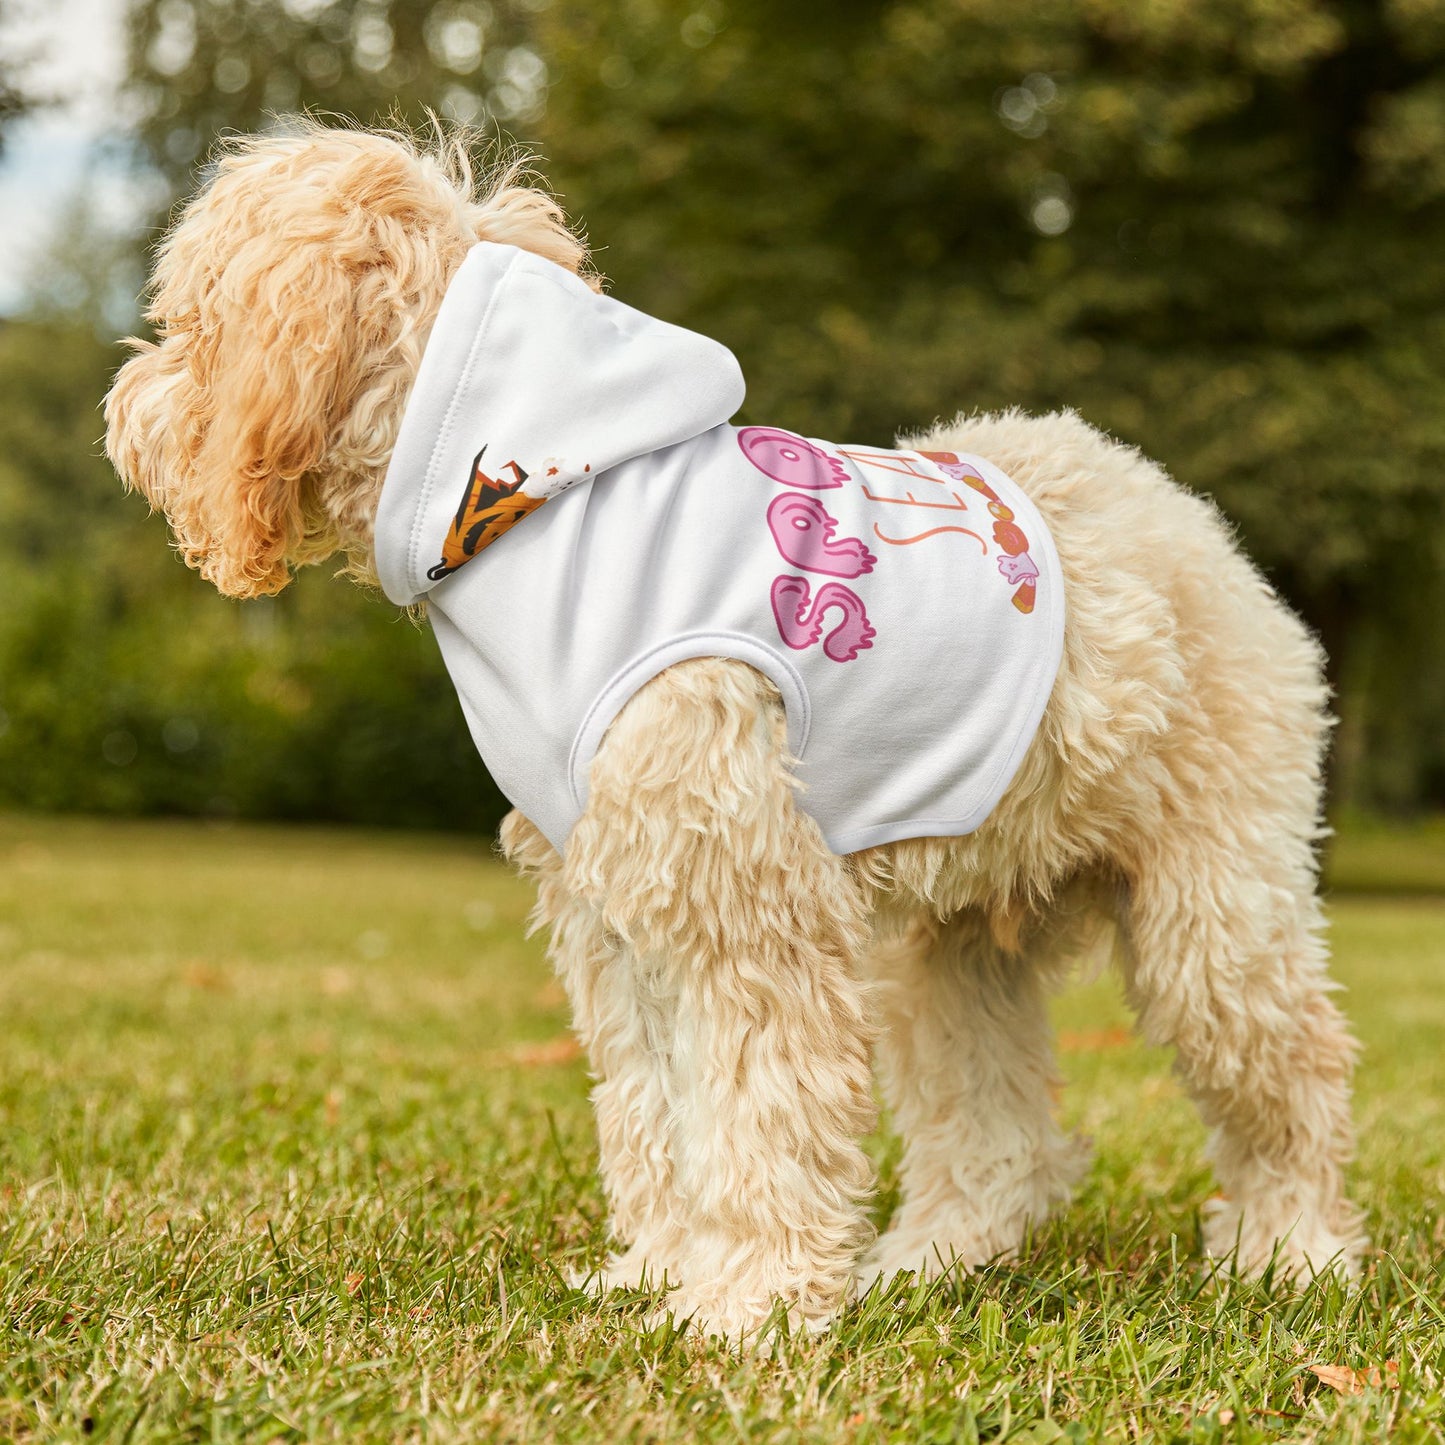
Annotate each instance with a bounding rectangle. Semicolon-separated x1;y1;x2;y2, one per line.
0;316;507;828
9;0;1438;822
0;0;36;150
126;0;545;189
534;0;1445;806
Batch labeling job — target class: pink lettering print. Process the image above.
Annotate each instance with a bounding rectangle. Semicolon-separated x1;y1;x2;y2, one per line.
738;427;849;489
767;493;876;578
771;576;876;662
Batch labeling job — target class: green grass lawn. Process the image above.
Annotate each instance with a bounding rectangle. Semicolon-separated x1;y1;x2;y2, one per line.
2;813;1443;1443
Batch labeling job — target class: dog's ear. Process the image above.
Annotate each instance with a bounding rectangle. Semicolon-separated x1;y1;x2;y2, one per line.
107;137;420;600
105;252;344;599
185;239;354;597
106;333;195;539
105;127;596;598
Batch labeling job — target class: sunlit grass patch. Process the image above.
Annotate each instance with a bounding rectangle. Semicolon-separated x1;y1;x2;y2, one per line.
2;813;1443;1442
1326;812;1445;896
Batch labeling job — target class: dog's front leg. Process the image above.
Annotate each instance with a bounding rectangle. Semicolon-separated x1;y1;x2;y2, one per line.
567;659;878;1343
501;810;686;1289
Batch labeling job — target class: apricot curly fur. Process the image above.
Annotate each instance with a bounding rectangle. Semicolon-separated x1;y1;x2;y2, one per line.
106;124;1365;1344
105;119;592;598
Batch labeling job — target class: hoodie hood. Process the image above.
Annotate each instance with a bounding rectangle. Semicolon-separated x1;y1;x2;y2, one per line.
373;242;746;606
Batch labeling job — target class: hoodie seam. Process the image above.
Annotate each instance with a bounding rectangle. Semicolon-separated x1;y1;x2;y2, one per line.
405;248;521;594
566;631;813;824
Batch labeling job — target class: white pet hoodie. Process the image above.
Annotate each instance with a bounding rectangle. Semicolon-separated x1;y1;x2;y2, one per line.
374;243;1064;855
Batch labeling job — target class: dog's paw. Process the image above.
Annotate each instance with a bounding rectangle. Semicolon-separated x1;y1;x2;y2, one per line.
1202;1196;1367;1283
570;1245;675;1296
856;1231;997;1295
859;1200;1049;1288
645;1287;837;1351
860;1133;1092;1294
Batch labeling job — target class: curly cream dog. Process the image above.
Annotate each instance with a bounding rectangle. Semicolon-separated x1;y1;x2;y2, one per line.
105;124;1364;1341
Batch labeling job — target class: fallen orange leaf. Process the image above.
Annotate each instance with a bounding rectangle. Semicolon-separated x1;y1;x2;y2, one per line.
534;980;568;1009
181;962;229;992
506;1037;584;1068
1057;1027;1133;1052
1309;1362;1399;1395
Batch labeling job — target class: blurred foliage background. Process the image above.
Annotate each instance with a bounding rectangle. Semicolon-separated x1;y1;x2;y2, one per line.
1;0;1443;832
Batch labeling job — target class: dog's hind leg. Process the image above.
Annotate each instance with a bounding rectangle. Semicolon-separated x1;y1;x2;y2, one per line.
1103;574;1365;1280
566;658;878;1342
1119;831;1365;1280
860;909;1089;1289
